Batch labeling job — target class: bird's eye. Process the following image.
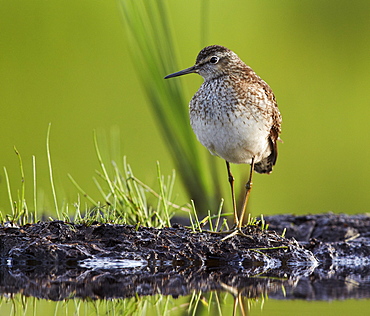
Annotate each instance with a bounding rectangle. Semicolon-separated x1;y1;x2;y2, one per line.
209;56;219;64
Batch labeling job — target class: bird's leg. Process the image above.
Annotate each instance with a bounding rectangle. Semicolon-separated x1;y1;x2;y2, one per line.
233;292;246;316
237;157;255;229
211;160;255;241
226;161;238;227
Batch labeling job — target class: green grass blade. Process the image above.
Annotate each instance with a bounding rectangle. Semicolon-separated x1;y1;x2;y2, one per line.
119;0;223;214
46;123;60;219
3;166;15;216
32;155;37;221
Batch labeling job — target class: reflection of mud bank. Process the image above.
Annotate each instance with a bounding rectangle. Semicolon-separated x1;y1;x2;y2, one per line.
0;264;303;301
0;214;370;300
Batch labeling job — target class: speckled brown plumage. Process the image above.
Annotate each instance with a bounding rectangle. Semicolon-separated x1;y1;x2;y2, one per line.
165;45;282;230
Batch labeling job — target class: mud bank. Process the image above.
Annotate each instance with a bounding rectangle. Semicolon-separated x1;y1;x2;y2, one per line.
0;220;315;268
1;213;369;300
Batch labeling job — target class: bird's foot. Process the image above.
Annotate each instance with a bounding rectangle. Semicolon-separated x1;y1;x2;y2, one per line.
207;227;253;241
221;227;252;241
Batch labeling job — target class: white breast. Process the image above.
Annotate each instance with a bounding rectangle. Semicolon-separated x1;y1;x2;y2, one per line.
189;79;272;165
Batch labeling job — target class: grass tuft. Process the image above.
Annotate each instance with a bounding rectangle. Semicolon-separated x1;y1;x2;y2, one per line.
2;147;35;225
2;128;188;229
69;132;183;228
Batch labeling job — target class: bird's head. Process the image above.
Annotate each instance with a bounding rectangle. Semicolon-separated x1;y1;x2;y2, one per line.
165;45;243;81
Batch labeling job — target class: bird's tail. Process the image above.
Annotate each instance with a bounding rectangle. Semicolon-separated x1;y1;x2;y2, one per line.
254;137;278;174
254;155;274;174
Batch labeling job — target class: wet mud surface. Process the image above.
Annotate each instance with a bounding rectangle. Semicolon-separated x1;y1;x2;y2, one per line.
1;213;370;301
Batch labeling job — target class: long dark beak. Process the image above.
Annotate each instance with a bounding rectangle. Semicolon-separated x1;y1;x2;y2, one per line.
164;65;198;79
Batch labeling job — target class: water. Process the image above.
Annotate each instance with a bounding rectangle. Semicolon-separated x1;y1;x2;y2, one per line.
1;256;370;316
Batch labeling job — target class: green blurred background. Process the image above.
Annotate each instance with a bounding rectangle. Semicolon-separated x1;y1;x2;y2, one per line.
1;0;369;217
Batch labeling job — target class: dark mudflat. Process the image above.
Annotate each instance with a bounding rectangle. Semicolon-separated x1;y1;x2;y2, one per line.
266;213;370;263
1;213;370;301
0;220;315;267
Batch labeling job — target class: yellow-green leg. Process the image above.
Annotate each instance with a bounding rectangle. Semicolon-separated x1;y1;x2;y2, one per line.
237;157;255;229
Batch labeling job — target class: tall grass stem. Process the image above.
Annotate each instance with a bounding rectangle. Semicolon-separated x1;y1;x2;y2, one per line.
46;123;60;219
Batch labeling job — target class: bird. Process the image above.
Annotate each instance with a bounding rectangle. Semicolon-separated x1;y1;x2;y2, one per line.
165;45;282;235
